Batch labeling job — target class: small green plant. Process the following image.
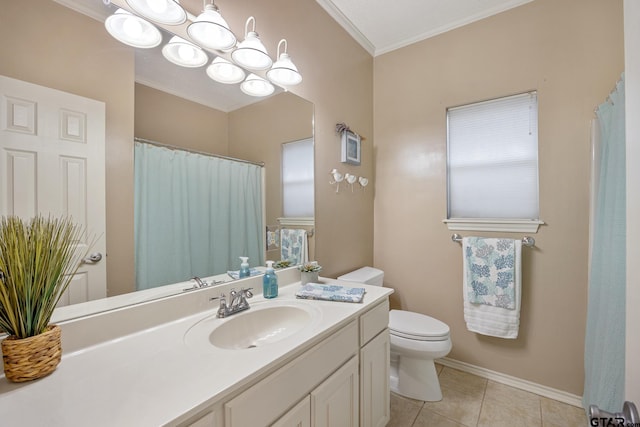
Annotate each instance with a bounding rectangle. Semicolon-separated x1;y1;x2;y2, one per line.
273;260;292;269
298;262;322;273
0;216;88;339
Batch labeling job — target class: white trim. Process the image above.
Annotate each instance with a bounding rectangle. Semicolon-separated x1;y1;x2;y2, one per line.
315;0;533;57
374;0;535;56
438;357;583;408
443;218;544;233
277;217;315;227
314;0;376;56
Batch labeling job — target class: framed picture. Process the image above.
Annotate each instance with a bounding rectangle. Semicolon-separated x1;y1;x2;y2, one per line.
341;130;361;165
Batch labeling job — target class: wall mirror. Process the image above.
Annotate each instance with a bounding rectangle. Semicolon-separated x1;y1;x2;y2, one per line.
0;0;314;321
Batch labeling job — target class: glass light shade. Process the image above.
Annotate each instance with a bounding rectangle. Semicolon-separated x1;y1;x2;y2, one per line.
267;53;302;86
206;57;245;84
240;74;275;97
231;32;273;71
105;9;162;49
187;4;236;51
162;36;208;68
125;0;186;25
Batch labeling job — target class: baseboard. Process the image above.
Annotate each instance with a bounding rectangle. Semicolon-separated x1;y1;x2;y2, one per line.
438;357;583;408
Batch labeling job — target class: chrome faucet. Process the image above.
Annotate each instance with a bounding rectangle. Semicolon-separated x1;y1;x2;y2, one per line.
183;276;227;292
192;276;208;287
183;276;209;291
213;288;253;318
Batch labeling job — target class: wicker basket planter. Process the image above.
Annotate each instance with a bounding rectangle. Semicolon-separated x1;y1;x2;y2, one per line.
2;324;62;383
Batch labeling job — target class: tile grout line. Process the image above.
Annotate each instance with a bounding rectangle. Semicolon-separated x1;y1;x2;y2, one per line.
409;401;425;427
474;378;490;426
538;396;544;427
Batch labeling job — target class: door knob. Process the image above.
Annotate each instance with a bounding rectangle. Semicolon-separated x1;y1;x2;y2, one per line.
82;252;103;264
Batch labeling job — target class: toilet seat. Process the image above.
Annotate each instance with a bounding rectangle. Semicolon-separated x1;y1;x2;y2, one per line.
389;309;450;342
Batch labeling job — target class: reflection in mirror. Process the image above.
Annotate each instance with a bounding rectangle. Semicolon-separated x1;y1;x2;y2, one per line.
133;140;265;290
0;0;314;321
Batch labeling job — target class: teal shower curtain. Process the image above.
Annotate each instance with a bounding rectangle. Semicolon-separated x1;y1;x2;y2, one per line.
134;142;264;290
583;75;626;413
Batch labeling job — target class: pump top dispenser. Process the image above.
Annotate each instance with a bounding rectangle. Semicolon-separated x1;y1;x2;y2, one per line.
239;257;250;278
263;261;278;298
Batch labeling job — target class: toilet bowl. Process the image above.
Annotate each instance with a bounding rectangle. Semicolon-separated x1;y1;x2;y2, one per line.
337;267;452;402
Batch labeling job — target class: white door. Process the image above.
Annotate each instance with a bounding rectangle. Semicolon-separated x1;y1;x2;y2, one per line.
0;75;107;305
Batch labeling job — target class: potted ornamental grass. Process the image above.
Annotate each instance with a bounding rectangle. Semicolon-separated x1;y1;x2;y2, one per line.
0;215;87;382
298;262;322;285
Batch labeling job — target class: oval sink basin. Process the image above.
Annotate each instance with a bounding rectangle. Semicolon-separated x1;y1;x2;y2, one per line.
185;302;321;351
211;306;311;350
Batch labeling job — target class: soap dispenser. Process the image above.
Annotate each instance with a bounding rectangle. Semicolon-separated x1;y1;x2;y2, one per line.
239;256;250;278
263;261;278;299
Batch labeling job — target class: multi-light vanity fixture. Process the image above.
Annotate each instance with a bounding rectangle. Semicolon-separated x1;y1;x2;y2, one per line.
330;169;369;193
104;0;302;97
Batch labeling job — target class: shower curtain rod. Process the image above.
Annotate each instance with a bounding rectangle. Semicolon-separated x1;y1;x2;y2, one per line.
134;137;265;167
451;233;535;247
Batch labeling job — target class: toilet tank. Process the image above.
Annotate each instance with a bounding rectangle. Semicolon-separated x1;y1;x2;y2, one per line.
337;266;384;287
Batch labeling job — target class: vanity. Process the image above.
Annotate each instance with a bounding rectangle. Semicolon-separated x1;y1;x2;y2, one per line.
0;269;393;427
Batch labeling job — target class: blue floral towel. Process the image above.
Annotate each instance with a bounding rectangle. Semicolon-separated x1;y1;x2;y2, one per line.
295;283;366;303
464;237;516;309
280;228;309;265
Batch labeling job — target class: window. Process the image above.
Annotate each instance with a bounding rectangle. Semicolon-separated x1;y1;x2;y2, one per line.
446;92;541;232
282;138;314;218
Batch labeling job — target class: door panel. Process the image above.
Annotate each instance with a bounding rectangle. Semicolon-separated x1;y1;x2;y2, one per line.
0;75;107;304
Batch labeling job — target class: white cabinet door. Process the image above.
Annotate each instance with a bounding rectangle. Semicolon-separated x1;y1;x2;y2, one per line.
272;396;311;427
311;356;359;427
360;329;390;427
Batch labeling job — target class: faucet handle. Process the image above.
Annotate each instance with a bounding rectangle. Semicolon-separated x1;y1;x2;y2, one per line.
213;293;228;318
210;293;225;301
241;288;253;298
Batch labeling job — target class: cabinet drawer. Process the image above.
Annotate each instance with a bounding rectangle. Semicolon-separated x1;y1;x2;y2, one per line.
224;320;358;427
359;299;389;346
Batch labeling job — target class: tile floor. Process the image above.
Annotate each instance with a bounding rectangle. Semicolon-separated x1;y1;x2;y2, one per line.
388;364;588;427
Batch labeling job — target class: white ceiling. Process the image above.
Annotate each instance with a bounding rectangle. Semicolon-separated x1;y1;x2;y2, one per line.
315;0;534;56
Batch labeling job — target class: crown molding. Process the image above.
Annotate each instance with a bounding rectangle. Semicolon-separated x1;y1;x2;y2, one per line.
314;0;375;56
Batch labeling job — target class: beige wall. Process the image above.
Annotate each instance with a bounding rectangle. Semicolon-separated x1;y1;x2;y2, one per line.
2;0;374;296
0;0;136;297
2;0;627;400
373;0;624;395
228;93;314;261
214;0;375;277
135;84;229;154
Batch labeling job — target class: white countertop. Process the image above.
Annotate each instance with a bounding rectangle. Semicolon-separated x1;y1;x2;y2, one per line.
0;281;392;426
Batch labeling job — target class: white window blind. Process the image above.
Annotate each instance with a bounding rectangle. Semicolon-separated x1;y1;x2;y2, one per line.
447;92;539;220
282;138;314;217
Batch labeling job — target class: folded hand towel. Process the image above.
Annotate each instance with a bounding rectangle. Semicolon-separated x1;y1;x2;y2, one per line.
295;283;366;303
227;268;262;280
463;237;522;339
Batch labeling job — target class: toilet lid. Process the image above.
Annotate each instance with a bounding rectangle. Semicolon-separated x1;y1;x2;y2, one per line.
389;309;450;341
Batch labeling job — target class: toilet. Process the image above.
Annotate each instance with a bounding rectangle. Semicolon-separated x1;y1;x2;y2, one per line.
337;266;452;402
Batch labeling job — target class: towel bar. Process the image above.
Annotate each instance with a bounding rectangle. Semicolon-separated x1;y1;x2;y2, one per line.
451;233;535;247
